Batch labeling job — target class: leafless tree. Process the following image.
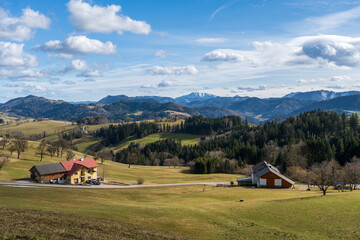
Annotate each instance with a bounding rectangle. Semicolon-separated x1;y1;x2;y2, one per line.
12;138;28;159
65;149;75;161
36;140;47;161
344;157;360;190
164;156;183;168
0;155;9;171
47;143;57;158
309;160;339;195
96;150;112;165
0;138;8;149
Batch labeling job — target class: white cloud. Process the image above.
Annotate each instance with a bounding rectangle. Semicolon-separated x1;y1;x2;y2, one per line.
293;5;360;34
78;69;102;78
0;41;37;68
154;50;166;58
202;49;245;62
158;80;173;87
58;59;87;74
202;35;360;68
141;84;157;89
330;75;351;81
148;65;199;75
64;80;76;85
195;38;227;44
67;0;151;35
0;7;50;41
237;85;269;92
34;35;116;55
49;53;74;59
0;69;42;81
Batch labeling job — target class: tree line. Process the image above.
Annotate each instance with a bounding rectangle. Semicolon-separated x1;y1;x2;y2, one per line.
111;110;360;174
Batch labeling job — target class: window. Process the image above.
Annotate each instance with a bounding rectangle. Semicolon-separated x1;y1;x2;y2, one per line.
88;176;91;180
275;179;282;187
259;178;267;186
88;170;91;174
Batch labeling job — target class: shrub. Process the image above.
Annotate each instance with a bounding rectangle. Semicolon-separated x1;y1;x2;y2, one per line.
137;178;145;184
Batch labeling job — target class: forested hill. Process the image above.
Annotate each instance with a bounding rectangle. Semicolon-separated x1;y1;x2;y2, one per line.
113;111;360;173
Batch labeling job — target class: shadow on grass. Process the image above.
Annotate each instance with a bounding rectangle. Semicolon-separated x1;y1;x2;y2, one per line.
13;177;31;181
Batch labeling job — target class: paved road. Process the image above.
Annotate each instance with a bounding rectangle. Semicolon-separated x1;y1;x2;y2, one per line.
0;181;231;189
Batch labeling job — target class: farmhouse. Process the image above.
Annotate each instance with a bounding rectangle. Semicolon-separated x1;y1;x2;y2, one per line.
30;158;99;184
237;161;295;188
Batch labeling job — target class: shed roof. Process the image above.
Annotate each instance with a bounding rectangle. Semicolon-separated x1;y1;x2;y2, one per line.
30;162;66;175
251;161;295;185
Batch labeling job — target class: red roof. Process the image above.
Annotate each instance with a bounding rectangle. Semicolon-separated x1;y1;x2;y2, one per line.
65;163;83;176
61;158;99;171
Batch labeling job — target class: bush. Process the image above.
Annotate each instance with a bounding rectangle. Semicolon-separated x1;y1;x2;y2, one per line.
137;178;145;184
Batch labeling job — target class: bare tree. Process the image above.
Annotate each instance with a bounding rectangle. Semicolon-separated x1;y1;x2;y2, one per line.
164;156;183;168
36;140;47;161
127;152;138;168
47;143;57;158
96;150;112;165
344;157;360;190
65;149;75;161
0;155;9;171
0;138;8;149
12;138;28;159
310;160;339;195
8;145;17;155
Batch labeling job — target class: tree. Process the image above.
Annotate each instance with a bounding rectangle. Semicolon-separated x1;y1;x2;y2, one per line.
47;143;57;158
127;152;138;168
310;160;339;195
36;140;47;161
8;145;16;155
0;154;9;171
12;139;28;159
164;156;182;168
65;149;75;161
96;150;112;165
344;157;360;190
0;138;8;149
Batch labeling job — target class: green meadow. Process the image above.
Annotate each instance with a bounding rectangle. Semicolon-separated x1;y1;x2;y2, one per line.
0;185;359;239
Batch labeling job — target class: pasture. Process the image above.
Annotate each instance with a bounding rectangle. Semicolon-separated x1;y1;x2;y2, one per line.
0;185;359;239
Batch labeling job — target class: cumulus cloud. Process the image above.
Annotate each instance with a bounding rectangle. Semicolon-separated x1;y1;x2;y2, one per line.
0;41;37;68
195;38;227;44
67;0;151;35
0;7;50;41
34;35;116;55
154;50;166;58
237;85;269;92
158;80;173;87
202;35;360;68
0;69;42;81
58;59;87;74
202;49;245;62
147;65;199;75
330;75;351;82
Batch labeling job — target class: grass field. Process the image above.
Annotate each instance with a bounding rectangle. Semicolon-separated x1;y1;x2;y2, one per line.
0;185;359;239
110;132;202;152
0;120;76;136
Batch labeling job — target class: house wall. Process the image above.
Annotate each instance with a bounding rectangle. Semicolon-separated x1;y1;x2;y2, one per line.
258;171;293;188
37;172;66;183
67;167;97;184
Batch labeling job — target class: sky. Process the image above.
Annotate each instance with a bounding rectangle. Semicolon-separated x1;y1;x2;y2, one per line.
2;0;360;101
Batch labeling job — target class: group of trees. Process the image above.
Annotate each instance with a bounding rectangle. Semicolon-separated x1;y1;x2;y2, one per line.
109;111;360;177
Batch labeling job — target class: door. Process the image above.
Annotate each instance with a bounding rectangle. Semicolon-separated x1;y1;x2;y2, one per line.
74;178;78;184
275;179;282;187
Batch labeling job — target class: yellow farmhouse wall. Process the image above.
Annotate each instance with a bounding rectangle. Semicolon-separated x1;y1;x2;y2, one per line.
66;167;97;184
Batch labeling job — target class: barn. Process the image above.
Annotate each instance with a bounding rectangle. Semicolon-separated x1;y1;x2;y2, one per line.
237;161;295;188
29;162;67;183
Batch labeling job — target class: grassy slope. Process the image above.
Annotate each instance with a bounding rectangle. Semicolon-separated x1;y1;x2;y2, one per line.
0;185;359;239
0;141;86;181
0;120;76;136
0;141;238;184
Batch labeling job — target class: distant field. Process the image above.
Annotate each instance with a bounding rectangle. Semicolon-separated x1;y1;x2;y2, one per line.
0;185;359;239
113;132;202;151
0;120;76;136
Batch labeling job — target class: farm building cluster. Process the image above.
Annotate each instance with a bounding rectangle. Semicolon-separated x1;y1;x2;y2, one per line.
30;158;99;184
237;161;295;188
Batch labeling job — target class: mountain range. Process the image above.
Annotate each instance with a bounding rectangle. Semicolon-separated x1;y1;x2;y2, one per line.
1;90;360;124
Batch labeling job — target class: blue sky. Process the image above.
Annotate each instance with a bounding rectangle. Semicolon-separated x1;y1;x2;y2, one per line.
1;0;360;101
